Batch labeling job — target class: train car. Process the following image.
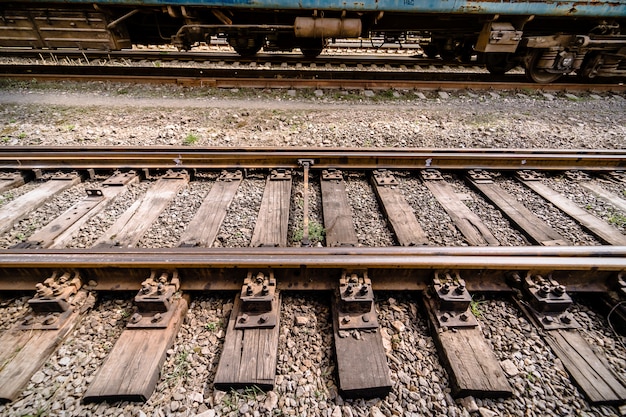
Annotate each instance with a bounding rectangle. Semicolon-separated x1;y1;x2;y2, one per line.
0;0;625;82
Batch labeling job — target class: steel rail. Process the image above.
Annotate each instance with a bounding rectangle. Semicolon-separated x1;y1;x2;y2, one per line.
1;148;625;171
1;65;625;91
0;247;623;292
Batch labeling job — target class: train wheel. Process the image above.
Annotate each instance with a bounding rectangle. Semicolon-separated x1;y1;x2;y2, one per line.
229;36;264;57
299;39;325;58
578;52;602;81
525;50;562;84
484;53;514;75
421;44;439;59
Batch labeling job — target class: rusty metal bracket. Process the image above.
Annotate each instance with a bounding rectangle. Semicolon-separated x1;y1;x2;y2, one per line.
565;170;591;182
336;271;378;331
101;170;138;186
468;169;494;184
322;169;343;181
18;271;82;330
517;170;543;181
234;271;279;329
522;272;579;330
127;270;181;329
218;170;243;182
427;271;478;328
420;169;444;181
162;169;190;181
270;169;292;181
50;171;80;181
372;169;399;186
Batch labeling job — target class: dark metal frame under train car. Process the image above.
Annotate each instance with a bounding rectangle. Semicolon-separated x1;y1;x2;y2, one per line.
0;0;625;83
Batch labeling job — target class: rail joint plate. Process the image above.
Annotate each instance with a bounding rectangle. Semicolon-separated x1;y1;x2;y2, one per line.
373;169;399;186
428;271;478;328
336;270;378;331
127;270;181;329
522;273;579;330
18;271;82;330
234;271;279;329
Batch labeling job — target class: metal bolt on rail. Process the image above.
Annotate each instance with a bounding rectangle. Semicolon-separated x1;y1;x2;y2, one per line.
519;272;579;330
426;271;478;329
336;271;379;331
234;271;279;330
126;270;181;329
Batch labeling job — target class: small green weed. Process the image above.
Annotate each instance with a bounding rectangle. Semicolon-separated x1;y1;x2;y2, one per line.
165;349;190;385
293;221;325;243
607;211;626;228
18;132;26;139
204;321;221;331
22;408;47;417
470;295;487;318
183;133;199;146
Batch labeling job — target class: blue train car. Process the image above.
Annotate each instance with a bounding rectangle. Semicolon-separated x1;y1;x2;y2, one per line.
1;0;625;81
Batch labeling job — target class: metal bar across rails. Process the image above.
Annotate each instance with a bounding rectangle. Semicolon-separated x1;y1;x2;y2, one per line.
0;148;625;171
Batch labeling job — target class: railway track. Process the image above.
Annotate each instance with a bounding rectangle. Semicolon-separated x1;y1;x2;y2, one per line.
0;148;625;416
1;49;625;91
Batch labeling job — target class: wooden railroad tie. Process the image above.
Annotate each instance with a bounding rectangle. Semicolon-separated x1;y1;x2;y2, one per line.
214;170;291;390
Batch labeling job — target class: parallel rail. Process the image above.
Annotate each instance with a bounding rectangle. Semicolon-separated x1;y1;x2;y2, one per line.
0;246;624;292
1;64;625;91
1;147;625;170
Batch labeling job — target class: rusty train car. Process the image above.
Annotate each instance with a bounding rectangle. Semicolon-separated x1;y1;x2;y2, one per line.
0;0;625;82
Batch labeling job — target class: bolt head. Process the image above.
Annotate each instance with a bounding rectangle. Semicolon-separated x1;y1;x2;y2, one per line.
560;315;572;324
441;313;450;322
542;315;554;324
362;314;370;323
259;315;268;324
341;316;351;324
460;313;469;321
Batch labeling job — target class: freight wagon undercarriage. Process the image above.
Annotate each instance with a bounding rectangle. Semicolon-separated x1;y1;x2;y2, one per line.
0;5;625;82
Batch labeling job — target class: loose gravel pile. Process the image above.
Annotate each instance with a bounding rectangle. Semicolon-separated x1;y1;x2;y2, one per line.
0;81;625;417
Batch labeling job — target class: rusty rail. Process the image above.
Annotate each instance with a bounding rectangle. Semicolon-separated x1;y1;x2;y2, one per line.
1;148;625;171
0;246;624;292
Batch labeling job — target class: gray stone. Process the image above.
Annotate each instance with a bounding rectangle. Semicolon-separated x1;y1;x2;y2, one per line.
295;316;309;326
314;90;324;97
287;90;297;97
263;391;279;411
479;407;499;417
438;91;450;99
392;320;406;332
370;406;385;417
194;411;216;417
500;359;519;377
364;90;375;98
331;405;342;417
170;401;180;412
31;371;46;384
565;93;579;101
457;396;479;413
415;92;427;99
